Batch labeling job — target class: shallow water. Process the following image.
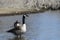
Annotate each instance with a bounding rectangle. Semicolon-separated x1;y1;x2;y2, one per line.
0;10;60;40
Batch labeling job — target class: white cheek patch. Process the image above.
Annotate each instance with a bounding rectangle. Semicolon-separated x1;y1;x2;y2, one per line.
24;15;26;17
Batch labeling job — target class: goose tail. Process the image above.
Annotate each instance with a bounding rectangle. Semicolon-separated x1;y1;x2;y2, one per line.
6;28;15;33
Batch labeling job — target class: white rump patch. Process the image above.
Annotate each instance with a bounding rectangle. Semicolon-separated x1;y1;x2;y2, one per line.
17;23;20;26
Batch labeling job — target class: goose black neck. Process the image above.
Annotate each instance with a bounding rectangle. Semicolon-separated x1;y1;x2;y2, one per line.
22;15;25;24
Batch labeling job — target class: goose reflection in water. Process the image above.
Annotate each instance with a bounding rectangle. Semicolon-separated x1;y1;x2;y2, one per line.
8;36;26;40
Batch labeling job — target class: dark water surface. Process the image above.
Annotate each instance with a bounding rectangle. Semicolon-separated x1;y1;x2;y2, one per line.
0;10;60;40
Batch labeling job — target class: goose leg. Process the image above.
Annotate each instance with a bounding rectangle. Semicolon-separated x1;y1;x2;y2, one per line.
20;34;21;38
17;35;20;38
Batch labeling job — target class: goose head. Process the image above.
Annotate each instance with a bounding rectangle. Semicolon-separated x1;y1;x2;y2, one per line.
23;14;29;17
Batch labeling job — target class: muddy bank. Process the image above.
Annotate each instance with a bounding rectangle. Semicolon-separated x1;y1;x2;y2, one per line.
0;8;46;16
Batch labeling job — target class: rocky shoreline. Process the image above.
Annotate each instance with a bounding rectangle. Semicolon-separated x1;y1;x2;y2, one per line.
0;0;60;16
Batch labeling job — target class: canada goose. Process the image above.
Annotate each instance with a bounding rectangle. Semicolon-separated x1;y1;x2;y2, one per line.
7;14;28;37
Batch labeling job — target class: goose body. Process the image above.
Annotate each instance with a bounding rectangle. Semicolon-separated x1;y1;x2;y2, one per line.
21;24;26;32
7;14;28;37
